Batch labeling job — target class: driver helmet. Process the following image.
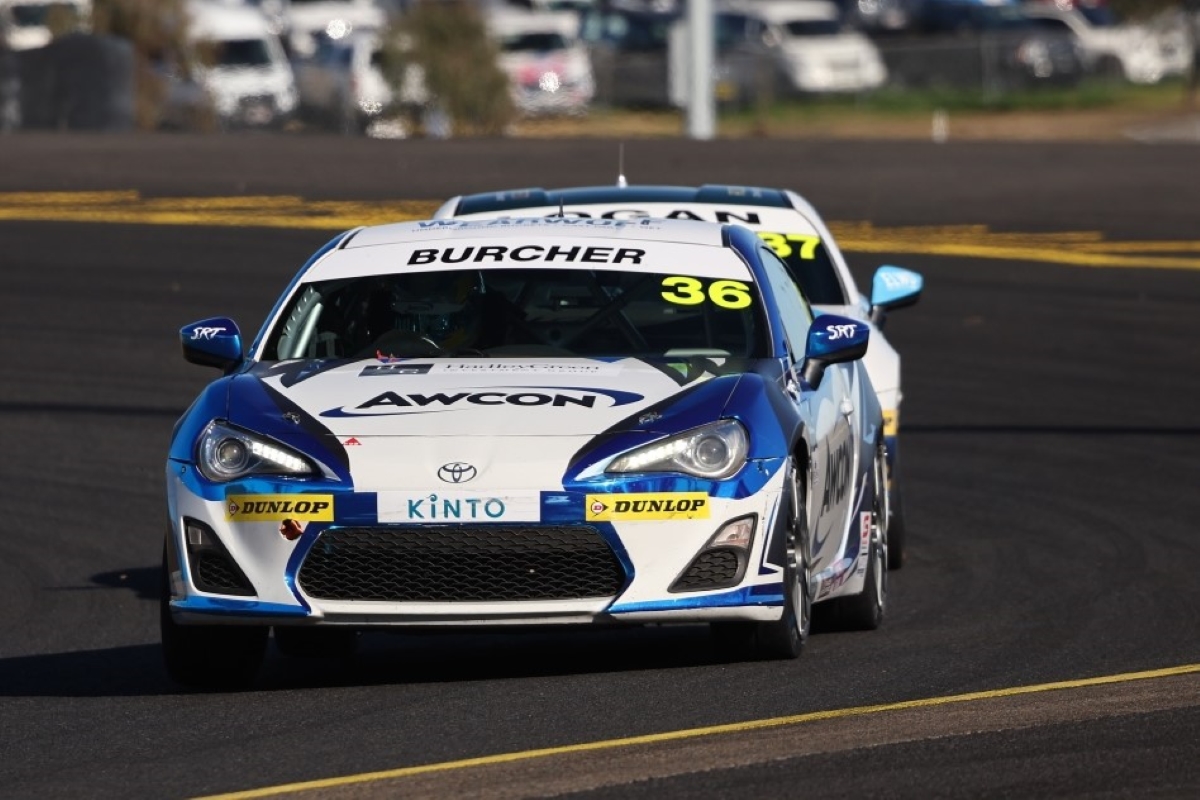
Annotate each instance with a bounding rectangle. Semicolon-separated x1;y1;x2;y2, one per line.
391;269;486;350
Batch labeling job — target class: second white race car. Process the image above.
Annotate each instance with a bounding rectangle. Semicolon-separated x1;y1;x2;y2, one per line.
435;184;923;567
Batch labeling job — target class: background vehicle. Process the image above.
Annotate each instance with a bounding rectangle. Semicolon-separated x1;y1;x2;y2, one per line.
578;4;678;107
163;216;888;688
1019;1;1169;84
433;184;923;568
489;8;595;116
188;0;299;129
285;0;387;58
0;0;90;51
292;27;391;133
713;0;888;101
880;0;1085;90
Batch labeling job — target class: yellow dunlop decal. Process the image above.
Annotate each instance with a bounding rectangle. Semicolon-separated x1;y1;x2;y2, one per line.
586;492;710;522
225;494;334;522
883;410;899;438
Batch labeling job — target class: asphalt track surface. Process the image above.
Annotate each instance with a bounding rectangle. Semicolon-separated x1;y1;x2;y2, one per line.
1;134;1199;799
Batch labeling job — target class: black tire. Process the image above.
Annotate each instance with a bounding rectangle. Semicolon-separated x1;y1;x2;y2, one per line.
888;486;907;570
160;541;268;690
711;458;812;661
273;626;359;659
819;443;888;631
886;437;906;570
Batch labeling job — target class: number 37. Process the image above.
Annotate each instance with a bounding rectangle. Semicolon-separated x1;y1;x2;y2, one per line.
661;277;752;309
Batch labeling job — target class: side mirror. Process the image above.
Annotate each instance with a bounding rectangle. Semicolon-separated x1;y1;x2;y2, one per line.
801;314;869;387
181;317;243;372
869;265;923;327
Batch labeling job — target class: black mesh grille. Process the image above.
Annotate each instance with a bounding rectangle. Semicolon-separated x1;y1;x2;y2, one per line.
671;549;743;592
192;551;255;596
298;526;626;602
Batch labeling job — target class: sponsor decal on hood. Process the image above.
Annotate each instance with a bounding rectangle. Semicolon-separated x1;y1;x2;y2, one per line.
252;357;718;438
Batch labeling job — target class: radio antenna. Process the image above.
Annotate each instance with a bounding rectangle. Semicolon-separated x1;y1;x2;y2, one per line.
617;143;627;188
557;197;565;217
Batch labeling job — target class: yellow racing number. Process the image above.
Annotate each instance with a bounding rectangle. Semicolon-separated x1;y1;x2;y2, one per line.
759;232;821;260
661;277;752;309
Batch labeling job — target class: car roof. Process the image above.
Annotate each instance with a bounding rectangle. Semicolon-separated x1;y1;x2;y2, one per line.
300;216;743;283
450;184;795;217
437;183;859;307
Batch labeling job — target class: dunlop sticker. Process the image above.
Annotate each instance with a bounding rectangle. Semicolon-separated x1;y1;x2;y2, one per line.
225;494;334;522
883;409;899;437
586;492;710;522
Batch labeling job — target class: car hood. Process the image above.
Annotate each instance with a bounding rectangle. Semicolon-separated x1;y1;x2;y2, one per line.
780;35;879;62
230;357;744;490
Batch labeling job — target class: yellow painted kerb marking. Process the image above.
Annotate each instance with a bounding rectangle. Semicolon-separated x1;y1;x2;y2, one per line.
194;662;1200;800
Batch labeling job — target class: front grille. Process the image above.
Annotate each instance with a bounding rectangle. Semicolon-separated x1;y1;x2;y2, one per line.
192;551;255;596
298;526;625;602
671;549;743;593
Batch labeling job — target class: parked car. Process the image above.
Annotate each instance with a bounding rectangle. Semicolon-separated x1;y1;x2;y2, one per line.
163;216;890;688
714;0;888;100
882;0;1085;90
489;8;595;116
285;0;387;58
1019;1;1170;84
578;4;678;107
293;28;391;133
0;0;89;51
188;0;299;129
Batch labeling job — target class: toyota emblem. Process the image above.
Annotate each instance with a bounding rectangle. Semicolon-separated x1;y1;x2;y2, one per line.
437;462;478;484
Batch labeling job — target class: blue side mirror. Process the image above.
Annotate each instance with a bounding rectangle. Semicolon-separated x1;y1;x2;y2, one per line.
870;266;923;325
802;314;869;387
181;317;243;372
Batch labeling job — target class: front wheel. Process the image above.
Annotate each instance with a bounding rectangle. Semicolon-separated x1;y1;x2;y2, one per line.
160;541;268;690
711;459;811;660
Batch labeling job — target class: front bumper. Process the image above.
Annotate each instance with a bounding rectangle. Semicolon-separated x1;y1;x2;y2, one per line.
165;464;793;628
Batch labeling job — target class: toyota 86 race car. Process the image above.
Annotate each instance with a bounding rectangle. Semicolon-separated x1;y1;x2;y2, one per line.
164;216;889;689
434;185;923;568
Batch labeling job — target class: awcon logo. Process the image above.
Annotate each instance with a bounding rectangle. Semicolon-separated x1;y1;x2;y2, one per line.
225;494;334;522
821;438;854;513
321;386;644;417
586;492;711;522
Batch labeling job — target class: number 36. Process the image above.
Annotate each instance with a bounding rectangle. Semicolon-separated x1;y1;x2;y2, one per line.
661;277;752;309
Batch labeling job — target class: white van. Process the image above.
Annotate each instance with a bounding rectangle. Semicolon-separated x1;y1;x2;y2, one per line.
188;0;298;129
0;0;90;51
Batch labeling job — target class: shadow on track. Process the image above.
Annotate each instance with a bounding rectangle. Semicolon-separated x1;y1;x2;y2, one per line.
0;622;743;698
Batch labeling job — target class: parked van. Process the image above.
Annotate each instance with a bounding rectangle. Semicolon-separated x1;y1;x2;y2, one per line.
188;0;298;129
0;0;90;51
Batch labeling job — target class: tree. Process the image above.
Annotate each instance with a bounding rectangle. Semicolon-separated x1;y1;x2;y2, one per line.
382;0;514;137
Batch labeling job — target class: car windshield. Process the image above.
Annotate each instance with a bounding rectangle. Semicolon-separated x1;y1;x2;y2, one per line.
782;20;841;36
501;32;569;52
263;266;769;361
212;38;273;67
752;232;846;305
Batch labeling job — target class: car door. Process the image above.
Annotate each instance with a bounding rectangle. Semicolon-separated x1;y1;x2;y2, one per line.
759;244;854;573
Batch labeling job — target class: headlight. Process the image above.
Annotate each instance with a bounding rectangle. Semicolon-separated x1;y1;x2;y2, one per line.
607;420;749;480
197;421;316;482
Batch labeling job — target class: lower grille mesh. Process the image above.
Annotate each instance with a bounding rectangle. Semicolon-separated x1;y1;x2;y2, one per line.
672;549;742;592
192;551;254;596
298;526;625;602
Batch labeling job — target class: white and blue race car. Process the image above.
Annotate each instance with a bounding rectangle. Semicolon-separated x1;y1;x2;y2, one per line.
164;216;888;688
434;185;922;568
